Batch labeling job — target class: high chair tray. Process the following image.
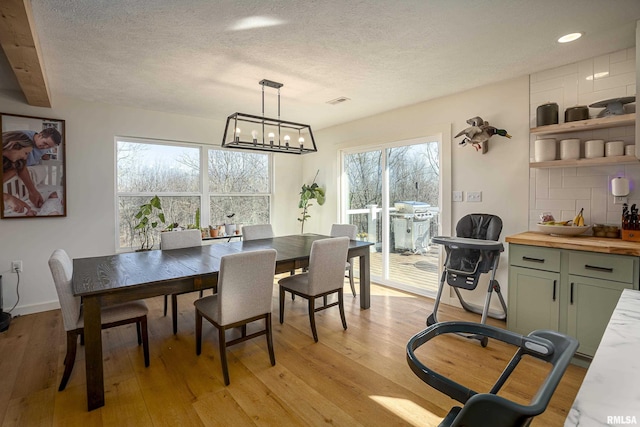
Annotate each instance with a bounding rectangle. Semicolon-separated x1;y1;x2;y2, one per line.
431;236;504;252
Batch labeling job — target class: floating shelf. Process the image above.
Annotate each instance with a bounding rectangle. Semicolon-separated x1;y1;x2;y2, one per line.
530;155;639;169
530;114;635;136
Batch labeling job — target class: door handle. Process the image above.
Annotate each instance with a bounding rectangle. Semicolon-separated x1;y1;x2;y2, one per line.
552;280;556;301
570;282;574;304
584;264;613;273
522;256;545;263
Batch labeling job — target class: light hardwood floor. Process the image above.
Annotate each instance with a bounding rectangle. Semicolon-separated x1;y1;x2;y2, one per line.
0;278;585;426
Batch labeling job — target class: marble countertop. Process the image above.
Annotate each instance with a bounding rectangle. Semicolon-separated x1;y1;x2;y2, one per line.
565;289;640;426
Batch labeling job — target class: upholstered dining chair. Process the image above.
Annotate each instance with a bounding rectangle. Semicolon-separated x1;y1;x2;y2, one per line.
241;224;274;241
194;249;277;385
48;249;150;391
278;236;350;342
330;223;358;297
160;229;203;334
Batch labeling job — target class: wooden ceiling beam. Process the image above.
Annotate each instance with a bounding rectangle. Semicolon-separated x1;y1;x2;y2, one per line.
0;0;51;107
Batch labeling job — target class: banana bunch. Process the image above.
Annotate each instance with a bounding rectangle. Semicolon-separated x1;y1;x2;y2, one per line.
573;208;585;227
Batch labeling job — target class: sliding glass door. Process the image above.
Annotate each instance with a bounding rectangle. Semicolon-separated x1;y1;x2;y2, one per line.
342;137;441;296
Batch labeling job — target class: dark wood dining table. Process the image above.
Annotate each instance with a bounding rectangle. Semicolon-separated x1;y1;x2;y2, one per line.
72;234;373;411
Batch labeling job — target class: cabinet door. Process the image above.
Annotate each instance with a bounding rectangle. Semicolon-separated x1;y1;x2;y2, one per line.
566;275;632;357
508;266;560;336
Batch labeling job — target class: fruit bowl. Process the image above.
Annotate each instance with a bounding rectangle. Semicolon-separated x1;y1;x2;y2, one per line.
536;224;592;236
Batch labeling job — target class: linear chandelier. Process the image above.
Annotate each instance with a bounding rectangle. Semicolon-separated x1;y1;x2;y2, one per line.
221;79;317;154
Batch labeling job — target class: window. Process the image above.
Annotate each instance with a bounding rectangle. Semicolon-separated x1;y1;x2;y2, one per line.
116;137;271;250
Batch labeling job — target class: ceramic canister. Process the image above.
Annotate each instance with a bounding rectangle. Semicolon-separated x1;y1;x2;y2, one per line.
625;145;636;156
560;138;580;160
605;141;624;157
534;138;556;162
584;139;605;158
536;103;559;126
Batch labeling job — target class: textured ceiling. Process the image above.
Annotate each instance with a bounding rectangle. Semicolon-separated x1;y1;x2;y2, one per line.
2;0;640;129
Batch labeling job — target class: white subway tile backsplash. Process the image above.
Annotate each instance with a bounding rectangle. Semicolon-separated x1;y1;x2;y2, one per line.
563;175;608;188
549;168;563;187
530;48;637;231
611;59;635;76
535;63;579;82
594;72;636;91
610;50;628;64
536;199;577;211
549;188;591;199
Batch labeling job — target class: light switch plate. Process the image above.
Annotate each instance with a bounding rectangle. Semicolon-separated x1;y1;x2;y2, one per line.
467;191;482;202
452;191;463;202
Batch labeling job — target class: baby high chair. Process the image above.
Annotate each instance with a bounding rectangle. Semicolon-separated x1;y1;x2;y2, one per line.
427;214;507;346
406;321;579;427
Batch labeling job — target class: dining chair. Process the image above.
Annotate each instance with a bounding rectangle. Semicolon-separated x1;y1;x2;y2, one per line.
241;224;274;241
278;236;350;342
330;223;358;297
194;249;277;385
48;249;150;391
160;229;204;334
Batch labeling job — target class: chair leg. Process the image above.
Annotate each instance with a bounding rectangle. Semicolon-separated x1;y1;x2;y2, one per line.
266;313;276;366
218;327;230;386
136;321;142;345
163;295;168;316
195;311;203;355
290;270;295;300
338;289;347;330
140;317;150;367
279;286;286;324
172;294;179;335
59;330;79;391
348;265;356;297
308;297;318;342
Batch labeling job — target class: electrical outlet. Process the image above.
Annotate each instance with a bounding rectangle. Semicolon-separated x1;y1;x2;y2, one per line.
467;191;482;202
614;196;628;205
452;191;463;202
11;260;22;273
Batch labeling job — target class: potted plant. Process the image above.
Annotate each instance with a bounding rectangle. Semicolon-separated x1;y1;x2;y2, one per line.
225;213;236;236
133;195;165;251
298;170;325;234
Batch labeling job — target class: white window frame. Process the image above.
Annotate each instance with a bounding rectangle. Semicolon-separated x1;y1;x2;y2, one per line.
114;136;273;252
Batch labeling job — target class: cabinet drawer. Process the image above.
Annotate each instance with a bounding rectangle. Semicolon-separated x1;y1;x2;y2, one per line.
509;245;560;272
568;251;635;284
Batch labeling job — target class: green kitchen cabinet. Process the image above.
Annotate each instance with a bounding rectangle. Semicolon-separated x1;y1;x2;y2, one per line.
508;266;560;336
508;244;638;358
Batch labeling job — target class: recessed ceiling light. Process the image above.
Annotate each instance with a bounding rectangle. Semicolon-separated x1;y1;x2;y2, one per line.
558;33;582;43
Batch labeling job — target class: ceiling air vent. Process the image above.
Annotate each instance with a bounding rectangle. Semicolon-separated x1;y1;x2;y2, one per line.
326;97;351;105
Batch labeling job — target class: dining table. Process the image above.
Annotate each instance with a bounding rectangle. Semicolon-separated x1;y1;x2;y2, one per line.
72;234;373;411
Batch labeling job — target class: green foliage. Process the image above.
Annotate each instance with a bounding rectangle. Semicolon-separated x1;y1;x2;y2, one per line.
297;170;325;234
133;195;166;251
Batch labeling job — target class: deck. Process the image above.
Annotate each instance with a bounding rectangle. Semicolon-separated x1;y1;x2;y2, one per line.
366;245;441;293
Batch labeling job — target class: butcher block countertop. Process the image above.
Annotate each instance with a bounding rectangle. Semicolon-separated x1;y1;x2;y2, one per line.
505;232;640;256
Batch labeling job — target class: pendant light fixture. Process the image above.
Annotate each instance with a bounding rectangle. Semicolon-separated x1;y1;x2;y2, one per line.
221;79;317;154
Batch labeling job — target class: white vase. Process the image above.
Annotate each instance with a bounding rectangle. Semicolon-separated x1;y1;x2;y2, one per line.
225;224;236;236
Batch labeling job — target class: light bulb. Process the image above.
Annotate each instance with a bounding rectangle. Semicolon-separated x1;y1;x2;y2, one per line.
234;127;241;142
268;132;275;147
284;134;290;148
251;130;258;145
299;136;304;151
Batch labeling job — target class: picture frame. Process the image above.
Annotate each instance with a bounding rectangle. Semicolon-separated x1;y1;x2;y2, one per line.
1;112;66;218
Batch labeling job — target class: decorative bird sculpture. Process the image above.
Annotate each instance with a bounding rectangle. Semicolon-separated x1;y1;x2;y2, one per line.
455;116;511;153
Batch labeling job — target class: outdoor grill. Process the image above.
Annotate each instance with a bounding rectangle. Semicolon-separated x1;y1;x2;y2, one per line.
391;201;433;253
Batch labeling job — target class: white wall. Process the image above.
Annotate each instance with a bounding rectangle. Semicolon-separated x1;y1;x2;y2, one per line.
529;48;638;229
0;91;302;315
307;76;530;309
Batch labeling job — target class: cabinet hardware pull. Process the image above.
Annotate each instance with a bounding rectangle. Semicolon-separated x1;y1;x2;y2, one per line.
570;282;574;304
552;280;556;301
522;256;545;263
584;264;613;273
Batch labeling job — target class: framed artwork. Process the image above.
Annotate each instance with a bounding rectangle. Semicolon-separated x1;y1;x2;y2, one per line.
1;112;66;218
